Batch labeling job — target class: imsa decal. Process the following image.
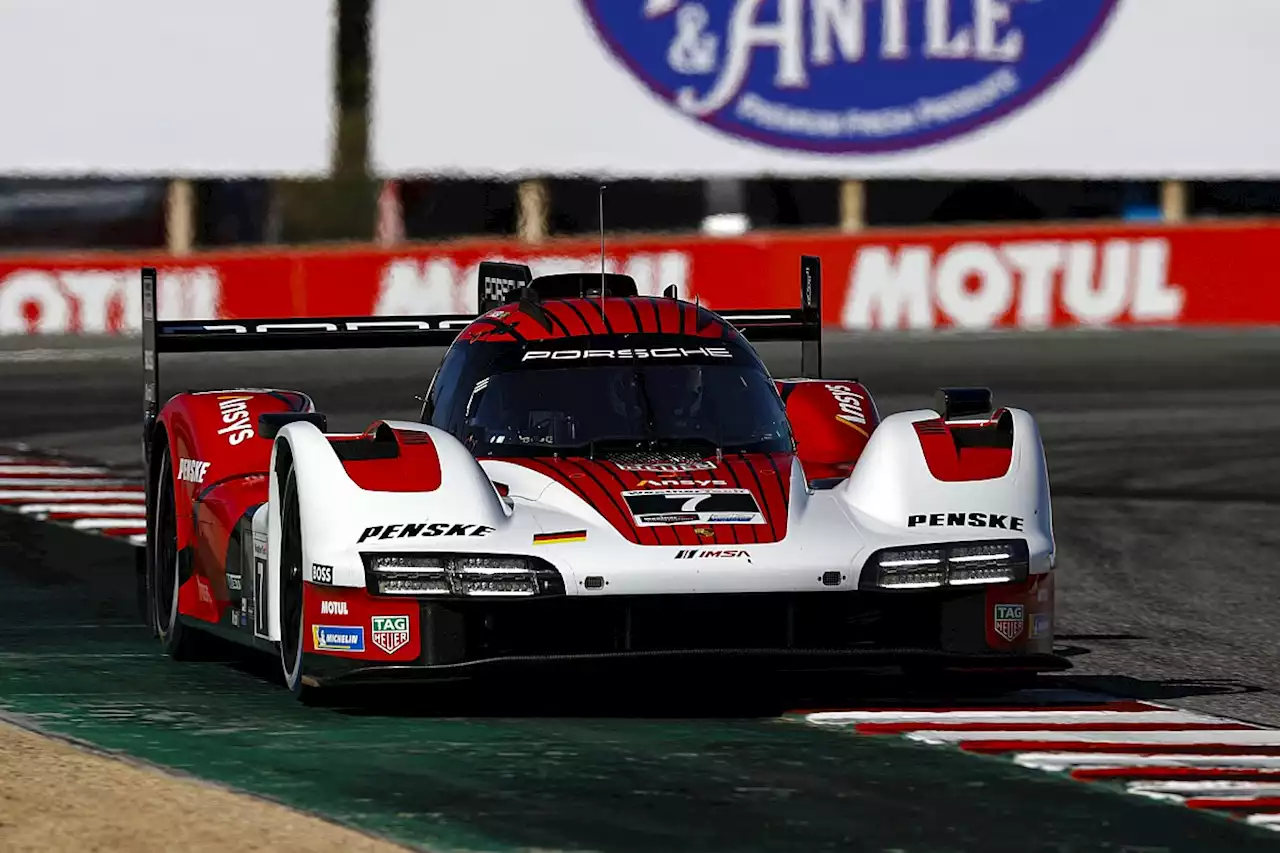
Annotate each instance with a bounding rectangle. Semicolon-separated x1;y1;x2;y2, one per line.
621;489;764;527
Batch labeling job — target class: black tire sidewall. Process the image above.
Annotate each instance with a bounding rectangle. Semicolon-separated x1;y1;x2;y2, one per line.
279;465;306;694
151;445;187;657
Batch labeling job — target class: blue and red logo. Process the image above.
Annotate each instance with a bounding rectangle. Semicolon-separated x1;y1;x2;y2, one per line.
580;0;1121;154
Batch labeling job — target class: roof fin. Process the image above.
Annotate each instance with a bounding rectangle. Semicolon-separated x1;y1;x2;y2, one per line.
518;287;556;333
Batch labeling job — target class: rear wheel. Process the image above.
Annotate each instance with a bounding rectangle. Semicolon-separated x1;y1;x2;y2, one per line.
149;445;209;659
278;464;309;697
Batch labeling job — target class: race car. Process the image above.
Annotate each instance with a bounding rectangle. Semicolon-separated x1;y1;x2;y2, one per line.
140;257;1064;698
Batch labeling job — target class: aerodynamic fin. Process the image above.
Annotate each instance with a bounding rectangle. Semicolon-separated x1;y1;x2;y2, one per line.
477;261;534;312
715;254;824;379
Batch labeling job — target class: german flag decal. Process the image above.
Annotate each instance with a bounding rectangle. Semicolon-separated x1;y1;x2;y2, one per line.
533;530;587;546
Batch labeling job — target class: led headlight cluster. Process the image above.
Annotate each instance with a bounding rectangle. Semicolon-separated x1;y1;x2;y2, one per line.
364;554;564;598
859;540;1029;590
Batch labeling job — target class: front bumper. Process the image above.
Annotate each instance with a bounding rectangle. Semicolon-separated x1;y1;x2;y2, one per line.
302;578;1063;685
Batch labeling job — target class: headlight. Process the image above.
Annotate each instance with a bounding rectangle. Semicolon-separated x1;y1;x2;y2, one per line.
363;554;563;598
859;540;1029;590
875;547;946;589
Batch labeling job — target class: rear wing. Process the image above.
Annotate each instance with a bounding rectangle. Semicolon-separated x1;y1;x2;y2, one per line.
140;254;822;452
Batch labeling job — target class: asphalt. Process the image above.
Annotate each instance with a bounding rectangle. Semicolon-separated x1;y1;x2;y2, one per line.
3;327;1280;734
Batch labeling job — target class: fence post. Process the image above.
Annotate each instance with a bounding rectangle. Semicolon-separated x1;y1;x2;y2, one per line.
165;179;195;256
376;180;405;246
517;179;549;244
840;180;865;233
1160;180;1188;223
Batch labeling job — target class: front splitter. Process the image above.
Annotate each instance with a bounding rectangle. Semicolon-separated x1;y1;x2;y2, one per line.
303;647;1071;688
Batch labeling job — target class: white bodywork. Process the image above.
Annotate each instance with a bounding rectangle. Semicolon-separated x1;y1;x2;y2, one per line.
252;411;1053;643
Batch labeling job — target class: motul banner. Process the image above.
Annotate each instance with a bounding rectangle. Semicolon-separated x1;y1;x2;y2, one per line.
1;220;1277;335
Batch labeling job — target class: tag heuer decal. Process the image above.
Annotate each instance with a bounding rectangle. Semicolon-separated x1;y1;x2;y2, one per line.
371;615;410;655
993;604;1025;642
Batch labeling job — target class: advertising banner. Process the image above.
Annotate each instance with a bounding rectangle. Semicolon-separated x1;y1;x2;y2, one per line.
371;0;1280;178
1;221;1277;335
0;0;336;176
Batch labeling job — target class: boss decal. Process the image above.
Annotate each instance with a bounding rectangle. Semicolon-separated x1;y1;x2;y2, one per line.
622;489;765;526
907;512;1024;531
357;523;496;543
311;563;335;585
177;457;211;484
522;347;732;362
216;395;255;445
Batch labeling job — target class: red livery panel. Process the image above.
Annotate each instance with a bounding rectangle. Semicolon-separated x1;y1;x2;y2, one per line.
913;417;1015;482
460;297;730;343
778;379;880;482
332;423;444;493
501;453;793;546
303;583;421;662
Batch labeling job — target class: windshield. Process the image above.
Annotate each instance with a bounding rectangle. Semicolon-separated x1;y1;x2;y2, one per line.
461;364;793;457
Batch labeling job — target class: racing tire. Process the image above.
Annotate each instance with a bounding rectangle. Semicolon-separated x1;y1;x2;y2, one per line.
278;463;311;700
149;444;211;660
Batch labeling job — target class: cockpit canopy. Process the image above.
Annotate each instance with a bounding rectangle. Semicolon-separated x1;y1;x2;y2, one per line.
423;333;794;458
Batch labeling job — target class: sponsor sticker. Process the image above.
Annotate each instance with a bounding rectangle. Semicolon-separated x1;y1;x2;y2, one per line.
616;460;717;473
674;549;751;562
824;384;868;431
580;0;1121;154
622;488;765;526
319;600;348;615
313;625;365;652
522;346;732;362
908;512;1025;531
371;615;411;655
226;573;242;592
635;478;727;488
177;457;211;484
215;395;255;445
311;563;334;584
993;604;1025;642
358;523;496;543
533;530;588;546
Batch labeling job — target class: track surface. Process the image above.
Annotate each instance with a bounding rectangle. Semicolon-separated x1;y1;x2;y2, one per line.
3;329;1280;850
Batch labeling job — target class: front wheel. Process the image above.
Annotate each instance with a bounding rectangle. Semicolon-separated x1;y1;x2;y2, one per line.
149;444;211;660
278;463;310;698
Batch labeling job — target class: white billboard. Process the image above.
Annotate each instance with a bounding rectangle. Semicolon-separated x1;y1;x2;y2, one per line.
371;0;1280;179
0;0;336;177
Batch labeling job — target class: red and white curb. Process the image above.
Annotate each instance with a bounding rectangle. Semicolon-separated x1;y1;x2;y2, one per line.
803;697;1280;831
0;450;145;546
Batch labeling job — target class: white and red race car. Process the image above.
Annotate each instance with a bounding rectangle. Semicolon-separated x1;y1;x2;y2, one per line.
141;257;1062;697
